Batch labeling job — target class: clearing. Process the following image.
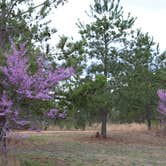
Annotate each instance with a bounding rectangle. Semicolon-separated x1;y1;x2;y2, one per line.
0;123;166;166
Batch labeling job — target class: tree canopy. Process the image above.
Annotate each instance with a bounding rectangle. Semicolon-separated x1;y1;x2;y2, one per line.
0;40;74;146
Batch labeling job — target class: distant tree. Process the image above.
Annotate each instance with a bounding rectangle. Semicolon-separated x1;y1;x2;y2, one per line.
0;40;74;148
70;75;111;130
76;0;135;138
113;30;163;129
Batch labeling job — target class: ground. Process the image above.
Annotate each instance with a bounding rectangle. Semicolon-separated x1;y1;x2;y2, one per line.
0;123;166;166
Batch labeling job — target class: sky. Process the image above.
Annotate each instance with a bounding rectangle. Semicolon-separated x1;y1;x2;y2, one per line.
50;0;166;52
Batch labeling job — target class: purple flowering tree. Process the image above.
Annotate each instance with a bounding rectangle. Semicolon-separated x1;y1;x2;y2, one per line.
157;89;166;124
0;39;74;147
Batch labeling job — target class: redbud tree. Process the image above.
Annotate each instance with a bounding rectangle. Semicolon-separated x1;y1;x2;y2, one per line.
157;89;166;124
0;39;74;145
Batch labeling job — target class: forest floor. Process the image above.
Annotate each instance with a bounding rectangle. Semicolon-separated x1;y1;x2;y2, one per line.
0;123;166;166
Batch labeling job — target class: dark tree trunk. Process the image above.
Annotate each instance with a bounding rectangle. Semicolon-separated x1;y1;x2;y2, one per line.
101;109;107;138
146;104;151;130
0;0;8;50
0;27;7;49
0;127;7;150
0;117;6;150
0;117;5;141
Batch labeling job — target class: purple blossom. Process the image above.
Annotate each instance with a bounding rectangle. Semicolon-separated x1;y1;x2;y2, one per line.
0;39;74;146
157;89;166;103
47;109;59;118
157;102;166;115
58;112;67;119
0;39;74;101
157;89;166;123
0;112;5;117
14;120;30;126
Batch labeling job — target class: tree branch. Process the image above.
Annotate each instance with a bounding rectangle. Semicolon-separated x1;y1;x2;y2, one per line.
1;0;65;20
6;0;19;20
16;0;65;17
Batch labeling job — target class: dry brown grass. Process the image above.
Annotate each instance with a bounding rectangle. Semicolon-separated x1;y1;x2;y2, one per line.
47;122;148;131
106;123;147;133
4;123;166;166
17;123;165;146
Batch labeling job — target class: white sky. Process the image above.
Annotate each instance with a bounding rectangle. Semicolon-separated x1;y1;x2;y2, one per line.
50;0;166;52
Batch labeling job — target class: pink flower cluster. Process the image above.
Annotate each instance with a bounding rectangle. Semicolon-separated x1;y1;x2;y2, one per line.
157;89;166;115
47;109;67;119
0;39;74;132
1;39;74;100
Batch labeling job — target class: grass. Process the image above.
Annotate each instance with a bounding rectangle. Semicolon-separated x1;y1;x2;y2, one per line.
0;123;166;166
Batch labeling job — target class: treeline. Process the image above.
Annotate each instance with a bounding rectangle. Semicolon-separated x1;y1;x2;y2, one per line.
55;0;166;138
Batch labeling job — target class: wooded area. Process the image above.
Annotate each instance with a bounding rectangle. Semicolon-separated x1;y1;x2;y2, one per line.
0;0;166;165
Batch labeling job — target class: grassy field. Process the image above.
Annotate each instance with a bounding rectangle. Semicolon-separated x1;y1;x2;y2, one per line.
0;123;166;166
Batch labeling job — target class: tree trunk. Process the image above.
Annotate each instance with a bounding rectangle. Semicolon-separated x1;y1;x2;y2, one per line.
0;0;8;50
0;127;7;150
0;28;7;50
146;104;151;130
0;117;7;150
101;110;107;138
